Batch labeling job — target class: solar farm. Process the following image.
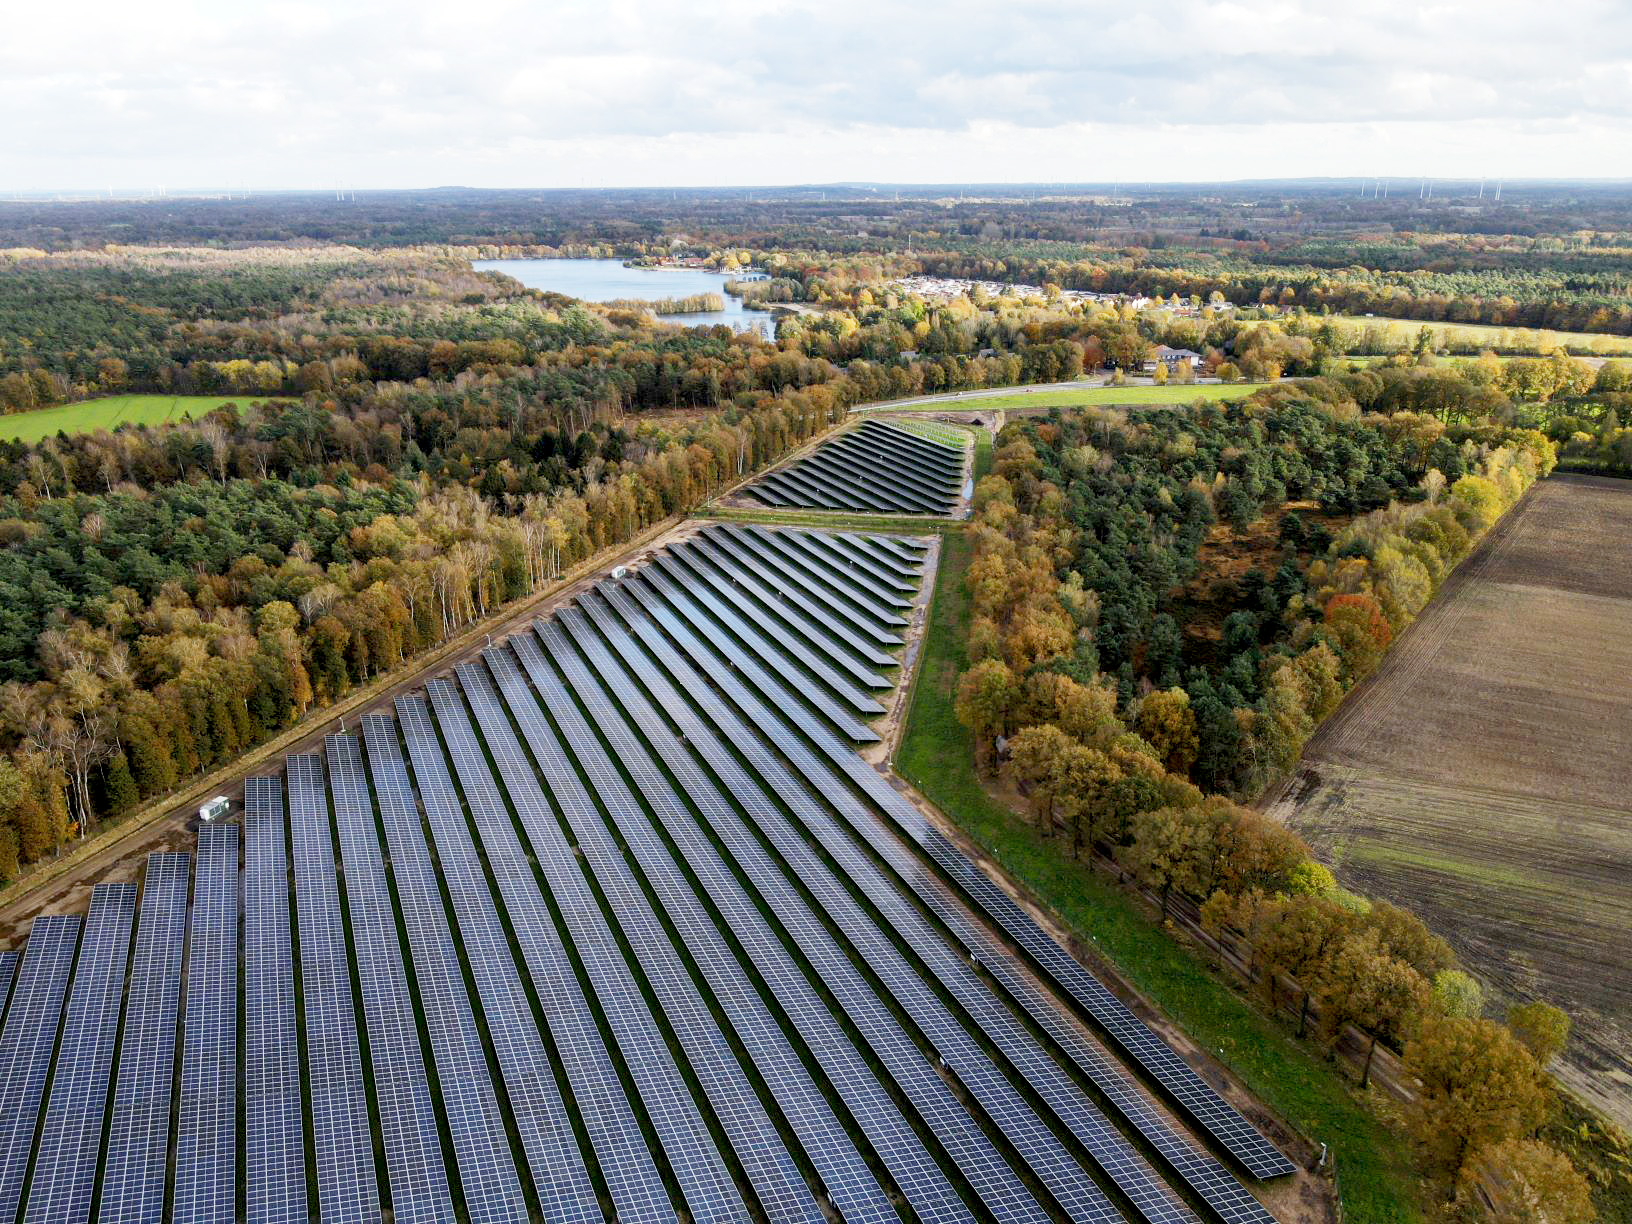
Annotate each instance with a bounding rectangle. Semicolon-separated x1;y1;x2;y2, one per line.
0;524;1293;1224
745;419;970;515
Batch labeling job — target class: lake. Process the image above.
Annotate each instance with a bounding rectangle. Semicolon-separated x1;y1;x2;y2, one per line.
474;258;773;337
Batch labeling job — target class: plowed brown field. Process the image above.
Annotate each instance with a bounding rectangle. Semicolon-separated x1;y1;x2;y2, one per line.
1269;474;1632;1129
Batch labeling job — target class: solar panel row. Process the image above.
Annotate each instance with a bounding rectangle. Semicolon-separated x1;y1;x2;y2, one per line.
533;614;1065;1224
747;525;915;608
174;825;238;1224
703;526;907;635
445;668;750;1224
379;705;603;1224
566;597;1162;1224
243;776;306;1224
0;950;16;1024
100;852;190;1224
506;628;982;1224
23;883;135;1224
745;420;965;514
327;735;456;1224
681;534;901;667
350;722;533;1224
651;551;888;712
0;914;81;1224
288;754;382;1222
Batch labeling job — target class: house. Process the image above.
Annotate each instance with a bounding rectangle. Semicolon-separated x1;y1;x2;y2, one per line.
1143;345;1202;373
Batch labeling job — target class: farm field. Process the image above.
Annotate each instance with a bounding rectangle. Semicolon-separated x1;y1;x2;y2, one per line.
0;394;278;444
1271;474;1632;1130
1325;314;1632;357
0;522;1298;1224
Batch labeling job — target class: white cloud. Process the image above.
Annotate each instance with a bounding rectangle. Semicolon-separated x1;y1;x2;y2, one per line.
1;0;1628;188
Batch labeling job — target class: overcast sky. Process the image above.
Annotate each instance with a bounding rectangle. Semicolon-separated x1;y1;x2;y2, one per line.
5;0;1630;190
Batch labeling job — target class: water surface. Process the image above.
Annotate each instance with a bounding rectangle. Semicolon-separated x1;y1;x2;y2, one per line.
475;258;772;337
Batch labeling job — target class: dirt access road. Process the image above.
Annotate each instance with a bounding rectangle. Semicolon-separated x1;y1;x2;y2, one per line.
1267;474;1632;1130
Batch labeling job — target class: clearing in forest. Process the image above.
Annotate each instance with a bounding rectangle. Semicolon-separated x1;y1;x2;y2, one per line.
1270;474;1632;1130
0;394;282;444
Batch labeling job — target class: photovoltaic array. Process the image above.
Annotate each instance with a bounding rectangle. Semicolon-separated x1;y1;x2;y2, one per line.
0;522;1292;1224
747;418;967;514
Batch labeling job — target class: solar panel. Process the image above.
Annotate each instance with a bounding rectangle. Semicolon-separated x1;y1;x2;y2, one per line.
534;614;1063;1224
855;531;929;568
756;528;916;608
505;628;977;1224
562;601;1140;1224
447;665;749;1224
697;528;905;648
343;729;530;1224
770;463;916;514
407;686;678;1224
672;539;898;674
746;423;963;516
793;529;919;595
20;885;134;1224
636;562;882;734
589;588;1273;1223
717;526;909;628
822;435;962;492
469;651;831;1224
99;852;190;1224
656;548;891;694
286;754;380;1221
375;707;601;1224
776;454;938;514
618;567;1294;1183
243;776;306;1224
174;825;238;1224
488;641;906;1224
325;735;456;1224
858;419;967;468
803;443;957;508
0;914;81;1224
0;951;17;1025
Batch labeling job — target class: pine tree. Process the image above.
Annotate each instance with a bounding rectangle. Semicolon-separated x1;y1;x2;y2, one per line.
105;753;139;816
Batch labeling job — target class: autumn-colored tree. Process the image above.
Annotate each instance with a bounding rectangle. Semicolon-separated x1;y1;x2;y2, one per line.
1323;593;1393;681
1135;689;1199;778
1313;928;1431;1047
1121;805;1208;918
1020;671;1119;744
1055;744;1122;857
1006;724;1072;833
954;660;1018;774
1456;1138;1595;1224
1506;1001;1571;1068
1405;1016;1553;1170
1431;970;1485;1020
1364;900;1456;979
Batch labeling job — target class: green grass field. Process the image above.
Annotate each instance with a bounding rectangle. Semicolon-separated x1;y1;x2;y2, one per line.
1327;315;1632;358
896;527;1423;1224
0;395;281;444
867;382;1269;416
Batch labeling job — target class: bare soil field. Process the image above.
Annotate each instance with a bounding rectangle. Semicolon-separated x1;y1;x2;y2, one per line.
1269;474;1632;1130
